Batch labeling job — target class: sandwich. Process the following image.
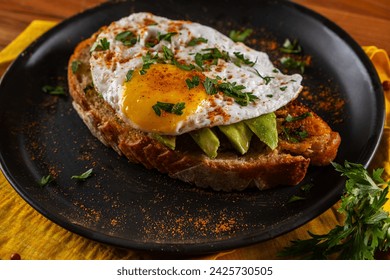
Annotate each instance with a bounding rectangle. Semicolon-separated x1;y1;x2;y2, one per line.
67;12;341;191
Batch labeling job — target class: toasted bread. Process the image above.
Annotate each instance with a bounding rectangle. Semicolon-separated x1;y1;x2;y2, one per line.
67;35;341;191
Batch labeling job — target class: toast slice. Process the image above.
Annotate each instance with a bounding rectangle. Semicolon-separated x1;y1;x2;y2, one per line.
67;35;341;191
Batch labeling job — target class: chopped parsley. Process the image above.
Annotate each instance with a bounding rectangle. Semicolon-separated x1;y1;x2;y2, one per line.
71;168;93;181
280;56;306;73
287;195;306;203
218;81;258;106
38;175;54;187
285;112;312;122
282;127;309;143
203;77;219;95
279;86;287;91
172;59;196;71
185;76;200;89
162;45;174;61
115;30;137;46
253;69;274;85
71;60;82;74
42;85;66;96
158;32;178;42
229;28;253;42
152;101;185;116
125;70;134;82
280;38;302;54
233;52;256;67
90;38;110;52
140;52;159;75
187;37;208;46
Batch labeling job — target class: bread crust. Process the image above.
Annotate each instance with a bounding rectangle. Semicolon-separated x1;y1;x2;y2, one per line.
67;35;340;191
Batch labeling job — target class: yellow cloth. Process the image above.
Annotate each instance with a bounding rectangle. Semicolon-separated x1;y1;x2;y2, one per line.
0;20;57;64
0;21;390;260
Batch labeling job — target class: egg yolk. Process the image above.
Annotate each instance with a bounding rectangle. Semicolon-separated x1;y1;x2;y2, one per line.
122;64;208;134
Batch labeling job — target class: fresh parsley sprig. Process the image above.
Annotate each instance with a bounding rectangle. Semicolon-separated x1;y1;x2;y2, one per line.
280;38;302;54
90;38;110;52
115;30;137;46
42;85;66;96
279;161;390;260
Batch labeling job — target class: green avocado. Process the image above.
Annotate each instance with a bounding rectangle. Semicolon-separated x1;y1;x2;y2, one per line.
190;127;220;158
245;112;278;150
151;133;176;150
218;121;253;155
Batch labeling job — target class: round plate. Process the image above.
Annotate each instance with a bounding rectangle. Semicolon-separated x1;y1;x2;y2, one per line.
0;0;384;254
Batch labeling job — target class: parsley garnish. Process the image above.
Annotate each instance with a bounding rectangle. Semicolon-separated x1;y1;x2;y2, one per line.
172;59;195;71
280;161;390;260
115;30;137;46
42;85;66;96
71;168;93;181
158;32;178;42
280;57;306;73
187;37;208;46
125;70;134;82
203;77;219;95
162;45;174;61
71;60;82;74
280;38;302;54
140;52;159;75
90;38;110;52
152;101;185;116
199;48;230;65
218;81;258;106
285;112;312;122
280;86;287;91
229;28;253;42
287;195;306;203
38;175;54;187
185;76;200;89
282;127;308;143
233;52;256;67
253;69;274;85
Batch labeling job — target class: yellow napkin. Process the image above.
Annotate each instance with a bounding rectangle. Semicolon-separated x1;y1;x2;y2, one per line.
0;20;57;64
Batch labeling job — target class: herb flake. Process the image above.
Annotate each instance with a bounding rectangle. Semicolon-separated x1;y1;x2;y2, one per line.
229;28;253;42
152;101;185;116
71;168;93;181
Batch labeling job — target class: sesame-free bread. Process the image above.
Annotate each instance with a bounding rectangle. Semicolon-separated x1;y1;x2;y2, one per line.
67;36;341;191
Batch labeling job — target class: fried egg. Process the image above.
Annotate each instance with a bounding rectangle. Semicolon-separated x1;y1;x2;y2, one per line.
90;12;302;135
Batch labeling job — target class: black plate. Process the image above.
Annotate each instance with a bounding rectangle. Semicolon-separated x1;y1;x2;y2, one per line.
0;0;384;255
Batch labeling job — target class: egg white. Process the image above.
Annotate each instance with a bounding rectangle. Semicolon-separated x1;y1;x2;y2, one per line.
90;12;303;135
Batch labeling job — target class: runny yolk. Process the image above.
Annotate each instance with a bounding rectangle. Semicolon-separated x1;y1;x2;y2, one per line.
122;63;208;134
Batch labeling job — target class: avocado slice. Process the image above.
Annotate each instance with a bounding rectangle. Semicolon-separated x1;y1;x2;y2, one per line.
151;133;176;150
218;121;253;155
190;127;220;158
245;112;278;150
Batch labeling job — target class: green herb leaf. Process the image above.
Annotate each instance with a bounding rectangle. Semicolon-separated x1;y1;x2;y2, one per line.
71;60;82;74
285;112;312;122
38;175;54;187
115;30;137;46
203;77;219;95
162;45;174;61
280;161;390;260
158;32;178;42
229;28;253;42
125;70;134;82
280;86;287;91
71;168;93;181
253;69;274;85
218;81;258;106
287;195;306;203
42;85;66;96
185;76;200;89
280;38;302;54
152;101;185;116
172;59;195;71
280;56;306;73
90;38;110;52
140;52;158;75
233;52;256;67
187;37;208;46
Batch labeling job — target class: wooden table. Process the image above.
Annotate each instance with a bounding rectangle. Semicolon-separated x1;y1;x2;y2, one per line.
0;0;389;260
